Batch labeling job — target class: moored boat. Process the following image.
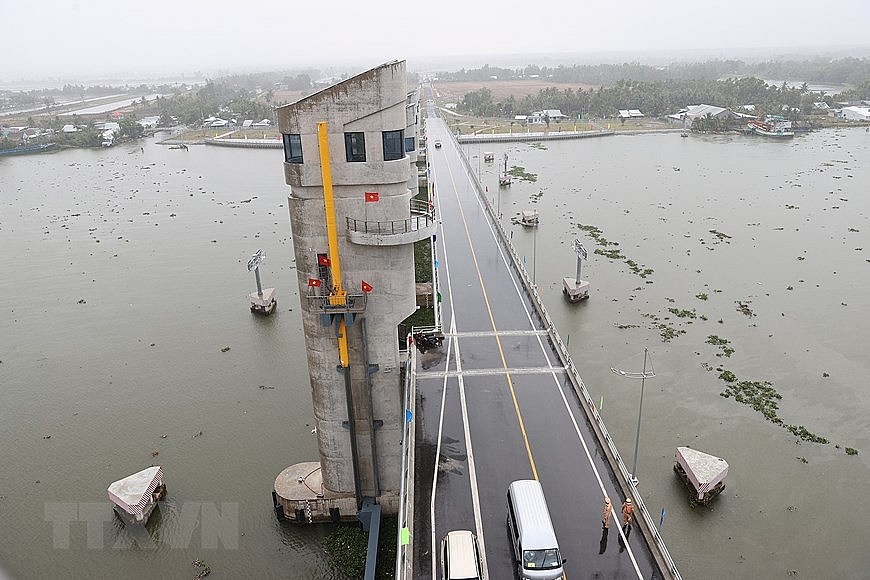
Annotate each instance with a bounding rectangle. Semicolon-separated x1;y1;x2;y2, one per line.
747;115;794;138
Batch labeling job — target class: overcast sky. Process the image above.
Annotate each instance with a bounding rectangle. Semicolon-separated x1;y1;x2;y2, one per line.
2;0;869;81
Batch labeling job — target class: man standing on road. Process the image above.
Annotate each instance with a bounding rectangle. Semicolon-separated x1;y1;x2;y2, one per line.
621;498;634;540
602;496;612;529
600;496;613;554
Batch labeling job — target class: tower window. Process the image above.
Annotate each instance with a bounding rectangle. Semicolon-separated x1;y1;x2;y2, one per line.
382;129;404;161
283;134;303;163
344;132;366;162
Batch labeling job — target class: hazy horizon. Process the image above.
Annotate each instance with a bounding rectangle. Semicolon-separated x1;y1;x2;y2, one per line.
3;0;870;85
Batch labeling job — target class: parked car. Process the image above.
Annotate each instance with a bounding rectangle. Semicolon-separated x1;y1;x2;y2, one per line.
434;140;442;148
440;530;484;580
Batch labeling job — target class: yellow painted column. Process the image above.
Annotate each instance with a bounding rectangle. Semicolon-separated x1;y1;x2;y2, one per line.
317;121;349;367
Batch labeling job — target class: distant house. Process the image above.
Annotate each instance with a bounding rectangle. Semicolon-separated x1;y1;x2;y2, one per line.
242;119;254;128
618;109;644;119
842;106;870;121
62;124;79;133
513;115;528;123
251;118;272;127
813;102;830;111
542;109;568;121
138;116;160;129
668;104;735;127
95;122;120;132
527;110;568;124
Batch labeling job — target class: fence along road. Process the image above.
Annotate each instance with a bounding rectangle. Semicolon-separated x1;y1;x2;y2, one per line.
411;97;675;579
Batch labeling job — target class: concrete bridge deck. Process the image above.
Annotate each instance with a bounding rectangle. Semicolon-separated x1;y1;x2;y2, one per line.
410;96;678;579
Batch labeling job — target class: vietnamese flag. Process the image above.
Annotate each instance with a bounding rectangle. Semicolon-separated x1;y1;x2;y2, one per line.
365;191;379;203
361;280;373;293
308;278;322;287
318;254;331;267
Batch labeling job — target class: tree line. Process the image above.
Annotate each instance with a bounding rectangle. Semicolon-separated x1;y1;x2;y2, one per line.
458;76;863;121
438;57;870;87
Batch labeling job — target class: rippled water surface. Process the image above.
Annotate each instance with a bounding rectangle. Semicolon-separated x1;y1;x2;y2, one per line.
0;141;340;579
2;127;869;579
467;127;870;579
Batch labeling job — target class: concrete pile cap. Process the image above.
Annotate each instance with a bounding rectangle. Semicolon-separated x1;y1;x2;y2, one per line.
107;466;163;511
676;446;728;486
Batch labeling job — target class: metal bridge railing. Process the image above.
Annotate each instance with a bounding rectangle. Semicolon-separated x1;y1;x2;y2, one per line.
305;292;367;313
395;336;418;580
450;130;682;580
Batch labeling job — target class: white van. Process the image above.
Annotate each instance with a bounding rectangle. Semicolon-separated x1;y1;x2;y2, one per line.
506;480;566;580
440;530;484;580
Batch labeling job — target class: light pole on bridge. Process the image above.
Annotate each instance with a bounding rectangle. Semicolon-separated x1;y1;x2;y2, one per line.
610;347;655;486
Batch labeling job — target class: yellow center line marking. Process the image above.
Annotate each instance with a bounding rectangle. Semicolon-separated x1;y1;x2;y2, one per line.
442;148;539;481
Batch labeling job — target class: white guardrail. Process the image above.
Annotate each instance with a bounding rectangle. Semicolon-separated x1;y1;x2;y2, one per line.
395;340;417;579
446;128;682;580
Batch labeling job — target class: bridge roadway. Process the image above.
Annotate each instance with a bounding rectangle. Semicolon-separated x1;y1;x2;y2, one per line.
411;99;663;579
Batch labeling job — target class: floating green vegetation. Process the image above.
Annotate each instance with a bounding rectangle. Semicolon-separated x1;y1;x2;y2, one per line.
595;248;625;260
626;259;654;278
707;335;735;357
709;230;732;242
508;165;537;182
324;520;397;579
668;307;697;319
797;457;808;464
719;376;782;422
529;190;544;202
616;324;640;329
576;224;619;246
848;227;860;232
578;224;653;280
657;323;686;342
736;300;755;317
713;368;846;448
785;204;799;210
846;447;859;455
787;425;828;444
696;292;709;301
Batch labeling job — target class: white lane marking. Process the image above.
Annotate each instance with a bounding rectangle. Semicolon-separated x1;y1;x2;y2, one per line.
429;137;489;579
443;121;643;578
417;366;569;379
429;319;455;579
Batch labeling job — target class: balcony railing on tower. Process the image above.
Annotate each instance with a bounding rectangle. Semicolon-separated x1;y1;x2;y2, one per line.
346;199;436;246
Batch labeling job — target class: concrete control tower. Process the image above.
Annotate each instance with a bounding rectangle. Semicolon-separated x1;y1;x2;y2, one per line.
272;60;434;523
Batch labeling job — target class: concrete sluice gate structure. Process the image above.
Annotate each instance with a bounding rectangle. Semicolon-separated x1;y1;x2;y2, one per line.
272;61;433;523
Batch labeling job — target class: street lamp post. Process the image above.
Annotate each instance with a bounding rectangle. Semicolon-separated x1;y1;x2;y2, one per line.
610;347;655;486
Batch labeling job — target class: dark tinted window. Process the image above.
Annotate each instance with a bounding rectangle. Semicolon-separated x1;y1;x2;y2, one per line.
383;129;404;161
404;136;415;152
283;134;303;163
344;132;366;162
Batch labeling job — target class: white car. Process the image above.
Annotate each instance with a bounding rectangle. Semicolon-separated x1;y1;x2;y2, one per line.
441;530;484;580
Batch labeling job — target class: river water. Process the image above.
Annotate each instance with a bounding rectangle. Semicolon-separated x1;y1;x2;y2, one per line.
467;127;870;579
1;128;868;579
0;141;340;579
